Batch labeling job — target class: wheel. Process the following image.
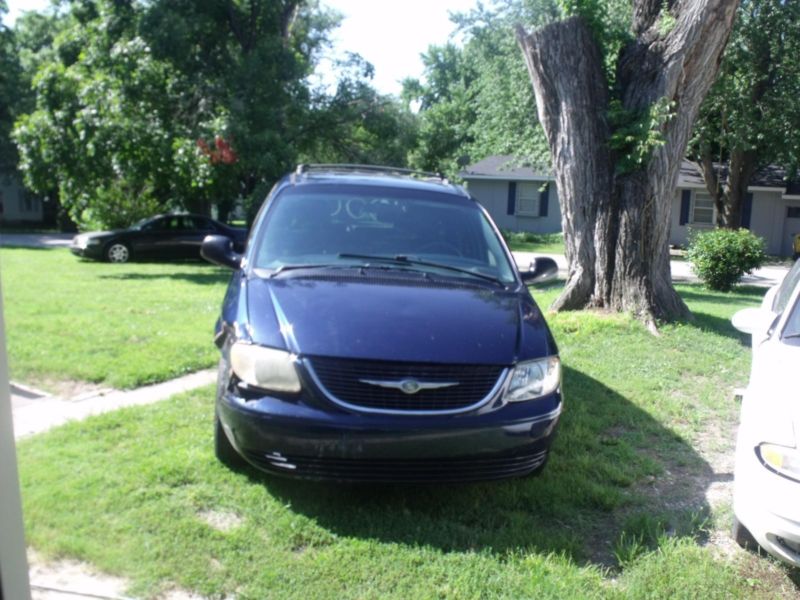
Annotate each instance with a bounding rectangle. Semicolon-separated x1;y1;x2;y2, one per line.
732;515;759;551
215;412;246;469
106;242;130;263
417;241;463;256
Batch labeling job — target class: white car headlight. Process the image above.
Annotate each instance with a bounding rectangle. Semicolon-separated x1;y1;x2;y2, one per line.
230;342;301;393
758;443;800;483
505;356;560;402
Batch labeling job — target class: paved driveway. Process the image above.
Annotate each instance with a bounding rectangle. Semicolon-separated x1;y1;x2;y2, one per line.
0;233;73;248
513;251;789;288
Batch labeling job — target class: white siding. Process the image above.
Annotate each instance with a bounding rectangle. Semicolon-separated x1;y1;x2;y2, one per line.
473;177;795;256
750;190;783;255
670;188;787;255
465;179;562;234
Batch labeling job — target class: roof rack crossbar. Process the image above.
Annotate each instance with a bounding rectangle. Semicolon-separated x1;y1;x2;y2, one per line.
295;163;445;181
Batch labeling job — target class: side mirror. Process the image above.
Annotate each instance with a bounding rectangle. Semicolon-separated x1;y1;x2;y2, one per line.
520;257;558;285
201;235;242;270
731;307;775;336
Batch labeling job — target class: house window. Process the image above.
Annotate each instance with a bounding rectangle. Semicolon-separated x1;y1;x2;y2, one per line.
788;206;800;219
516;182;540;216
692;192;714;225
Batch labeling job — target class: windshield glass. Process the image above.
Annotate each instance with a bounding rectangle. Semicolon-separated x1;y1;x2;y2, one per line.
773;259;800;314
131;216;155;230
251;185;516;284
782;286;800;339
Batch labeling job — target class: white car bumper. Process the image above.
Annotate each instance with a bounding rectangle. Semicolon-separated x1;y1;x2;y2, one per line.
734;443;800;566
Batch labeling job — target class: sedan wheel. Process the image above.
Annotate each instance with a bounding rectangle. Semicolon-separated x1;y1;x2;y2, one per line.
106;243;130;263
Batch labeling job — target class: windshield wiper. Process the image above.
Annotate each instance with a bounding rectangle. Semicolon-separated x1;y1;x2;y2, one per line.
337;253;505;286
256;264;345;278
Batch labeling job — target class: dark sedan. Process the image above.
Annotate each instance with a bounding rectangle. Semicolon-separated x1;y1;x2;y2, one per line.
70;213;247;263
202;165;562;483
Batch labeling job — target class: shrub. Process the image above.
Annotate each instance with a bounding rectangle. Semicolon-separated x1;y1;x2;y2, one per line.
687;228;766;291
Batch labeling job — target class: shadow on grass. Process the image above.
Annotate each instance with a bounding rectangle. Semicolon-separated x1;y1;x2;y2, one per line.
247;367;721;567
98;269;230;286
685;312;751;344
677;285;768;305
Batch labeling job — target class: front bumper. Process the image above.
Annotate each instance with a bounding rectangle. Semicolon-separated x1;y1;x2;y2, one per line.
70;243;103;260
218;387;562;482
734;445;800;567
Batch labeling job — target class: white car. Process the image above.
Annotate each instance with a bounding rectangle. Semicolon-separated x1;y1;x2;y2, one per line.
731;258;800;566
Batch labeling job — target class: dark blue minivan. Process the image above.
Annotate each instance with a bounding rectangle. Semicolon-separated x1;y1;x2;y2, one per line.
201;165;562;482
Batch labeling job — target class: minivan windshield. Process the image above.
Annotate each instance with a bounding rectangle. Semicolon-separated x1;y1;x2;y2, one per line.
251;185;517;285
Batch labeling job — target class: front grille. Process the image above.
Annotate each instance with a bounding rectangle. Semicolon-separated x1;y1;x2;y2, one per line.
244;448;548;482
306;356;506;413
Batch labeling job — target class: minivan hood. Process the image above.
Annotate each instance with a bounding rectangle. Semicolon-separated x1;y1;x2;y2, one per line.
246;276;555;365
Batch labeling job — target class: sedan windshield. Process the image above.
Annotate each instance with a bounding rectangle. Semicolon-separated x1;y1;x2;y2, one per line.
783;292;800;340
251;186;516;284
131;216;155;230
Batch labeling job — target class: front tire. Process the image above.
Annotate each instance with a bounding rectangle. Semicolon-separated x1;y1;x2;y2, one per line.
215;412;246;469
106;242;130;263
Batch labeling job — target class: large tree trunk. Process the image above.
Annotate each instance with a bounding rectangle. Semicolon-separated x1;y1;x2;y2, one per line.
724;148;758;227
516;0;739;325
694;147;757;228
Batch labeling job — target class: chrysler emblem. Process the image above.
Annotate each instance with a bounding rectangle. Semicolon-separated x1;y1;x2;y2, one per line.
359;378;459;395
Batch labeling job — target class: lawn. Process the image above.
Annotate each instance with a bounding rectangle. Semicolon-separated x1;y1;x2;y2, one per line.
502;231;565;255
0;247;230;389
15;280;800;598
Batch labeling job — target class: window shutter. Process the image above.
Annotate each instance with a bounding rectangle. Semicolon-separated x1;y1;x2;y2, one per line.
679;190;691;225
539;183;549;217
741;193;753;229
507;181;517;215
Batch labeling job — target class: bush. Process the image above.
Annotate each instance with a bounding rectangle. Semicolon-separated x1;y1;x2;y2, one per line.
687;228;766;291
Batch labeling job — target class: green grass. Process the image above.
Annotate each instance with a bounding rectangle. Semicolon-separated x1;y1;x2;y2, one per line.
502;231;565;254
0;248;229;389
16;281;797;598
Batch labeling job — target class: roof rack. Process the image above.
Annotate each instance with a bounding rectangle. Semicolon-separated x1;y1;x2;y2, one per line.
294;163;448;184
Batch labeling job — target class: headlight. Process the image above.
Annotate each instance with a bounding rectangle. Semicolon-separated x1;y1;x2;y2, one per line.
504;356;560;402
757;443;800;482
230;342;301;393
86;237;102;246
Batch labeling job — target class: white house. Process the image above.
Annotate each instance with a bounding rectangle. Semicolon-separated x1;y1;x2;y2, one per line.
461;155;800;257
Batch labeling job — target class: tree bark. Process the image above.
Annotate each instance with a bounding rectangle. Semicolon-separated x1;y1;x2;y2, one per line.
516;18;612;311
695;147;757;229
516;0;739;325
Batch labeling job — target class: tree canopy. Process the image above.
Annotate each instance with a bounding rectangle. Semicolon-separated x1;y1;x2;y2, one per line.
0;0;23;174
9;0;417;229
689;0;800;228
404;1;561;178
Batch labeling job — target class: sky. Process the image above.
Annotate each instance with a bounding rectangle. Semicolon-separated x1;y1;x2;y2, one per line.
3;0;479;97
